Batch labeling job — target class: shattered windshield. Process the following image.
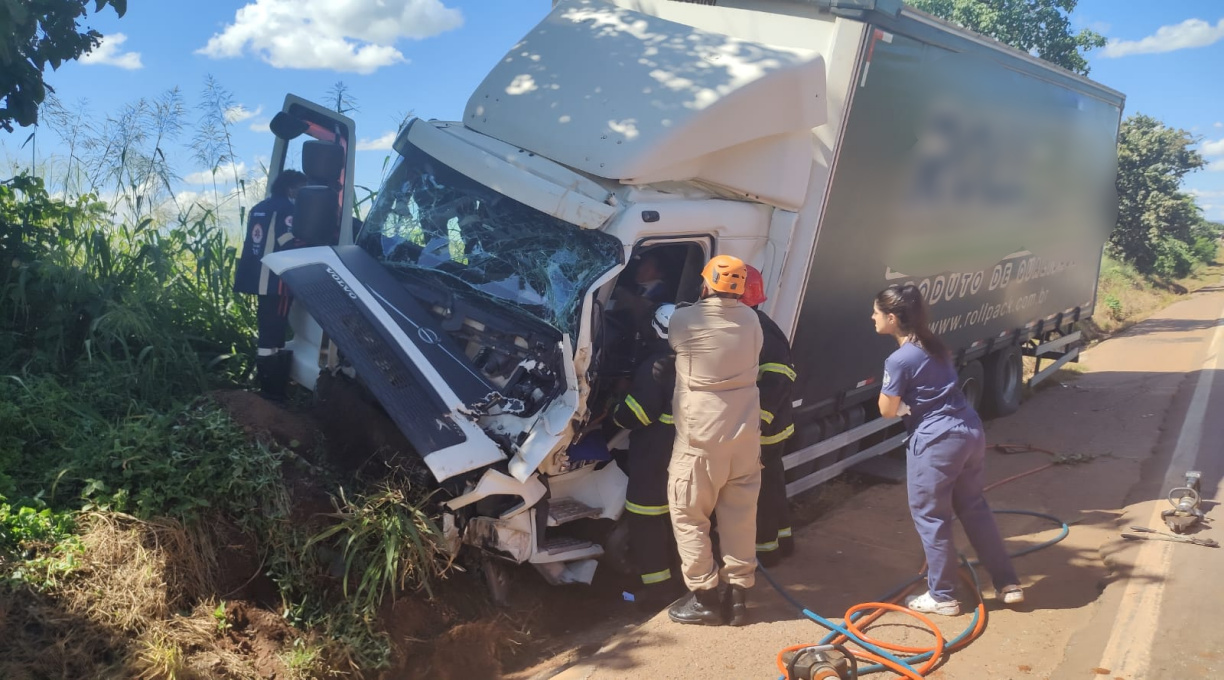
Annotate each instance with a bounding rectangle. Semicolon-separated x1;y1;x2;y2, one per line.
357;141;622;335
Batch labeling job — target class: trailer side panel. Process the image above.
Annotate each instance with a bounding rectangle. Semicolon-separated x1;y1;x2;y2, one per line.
790;25;1123;409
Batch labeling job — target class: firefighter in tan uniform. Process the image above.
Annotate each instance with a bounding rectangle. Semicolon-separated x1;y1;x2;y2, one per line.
666;255;763;627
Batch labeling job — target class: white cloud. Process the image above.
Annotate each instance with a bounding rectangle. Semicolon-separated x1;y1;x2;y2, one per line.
1190;189;1224;198
224;104;263;124
1202;139;1224;156
175;189;206;206
1216;122;1224;129
197;0;463;74
249;119;271;133
358;131;398;151
184;162;249;185
79;33;143;69
1101;18;1224;58
1208;161;1224;173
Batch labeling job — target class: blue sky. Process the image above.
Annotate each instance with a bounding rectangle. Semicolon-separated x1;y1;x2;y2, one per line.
2;0;1223;221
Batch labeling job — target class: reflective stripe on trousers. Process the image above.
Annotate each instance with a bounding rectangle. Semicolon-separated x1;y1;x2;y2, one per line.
625;500;669;516
641;568;672;585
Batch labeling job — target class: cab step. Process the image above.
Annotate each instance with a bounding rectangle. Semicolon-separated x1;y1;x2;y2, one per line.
547;497;602;526
530;535;604;564
541;535;594;554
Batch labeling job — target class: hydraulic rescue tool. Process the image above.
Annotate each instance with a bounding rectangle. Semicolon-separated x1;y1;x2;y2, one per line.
1162;471;1206;534
781;645;857;680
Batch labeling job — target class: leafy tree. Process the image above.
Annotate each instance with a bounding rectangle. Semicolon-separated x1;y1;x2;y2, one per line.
0;0;128;133
1110;114;1208;275
905;0;1106;75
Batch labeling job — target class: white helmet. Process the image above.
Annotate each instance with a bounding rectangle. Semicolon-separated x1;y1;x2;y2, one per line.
651;303;676;340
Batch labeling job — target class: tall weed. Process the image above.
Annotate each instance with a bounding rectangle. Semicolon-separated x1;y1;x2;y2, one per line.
1;174;254;404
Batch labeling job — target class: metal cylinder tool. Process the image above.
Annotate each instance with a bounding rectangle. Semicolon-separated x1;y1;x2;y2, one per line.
1162;471;1206;534
781;644;857;680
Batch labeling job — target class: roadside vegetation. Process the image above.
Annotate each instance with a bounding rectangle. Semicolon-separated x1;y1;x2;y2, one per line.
0;173;468;678
1089;254;1224;338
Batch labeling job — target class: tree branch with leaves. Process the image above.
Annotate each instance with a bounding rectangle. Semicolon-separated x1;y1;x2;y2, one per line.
0;0;129;133
905;0;1106;75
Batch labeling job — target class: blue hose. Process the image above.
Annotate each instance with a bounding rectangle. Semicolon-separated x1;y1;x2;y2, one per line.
759;566;923;676
768;509;1069;678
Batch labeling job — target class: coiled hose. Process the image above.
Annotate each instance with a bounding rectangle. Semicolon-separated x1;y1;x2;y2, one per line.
767;448;1073;680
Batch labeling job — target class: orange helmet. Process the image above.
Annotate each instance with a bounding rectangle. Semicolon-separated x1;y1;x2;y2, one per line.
701;255;748;296
741;265;766;307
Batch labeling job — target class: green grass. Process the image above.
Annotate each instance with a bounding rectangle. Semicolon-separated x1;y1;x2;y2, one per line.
0;173;453;675
306;483;450;612
1087;254;1224;340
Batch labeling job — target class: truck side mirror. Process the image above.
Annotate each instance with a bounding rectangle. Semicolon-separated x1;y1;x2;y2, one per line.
269;111;309;141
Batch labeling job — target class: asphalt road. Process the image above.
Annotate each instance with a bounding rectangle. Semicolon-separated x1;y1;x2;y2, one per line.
510;284;1224;680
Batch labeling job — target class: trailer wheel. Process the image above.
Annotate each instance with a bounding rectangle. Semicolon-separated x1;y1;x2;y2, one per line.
957;360;985;411
981;344;1024;418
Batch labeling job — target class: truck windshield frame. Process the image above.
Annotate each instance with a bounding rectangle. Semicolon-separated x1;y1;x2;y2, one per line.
356;141;623;336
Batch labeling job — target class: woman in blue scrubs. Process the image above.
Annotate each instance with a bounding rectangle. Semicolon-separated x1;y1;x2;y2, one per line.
872;284;1024;615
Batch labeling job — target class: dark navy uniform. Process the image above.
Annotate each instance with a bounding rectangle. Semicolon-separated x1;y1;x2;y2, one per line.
755;309;797;563
234;195;298;351
612;348;679;599
883;342;1019;603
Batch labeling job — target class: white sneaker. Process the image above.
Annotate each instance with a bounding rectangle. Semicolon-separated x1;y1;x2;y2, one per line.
1000;584;1025;605
905;591;961;616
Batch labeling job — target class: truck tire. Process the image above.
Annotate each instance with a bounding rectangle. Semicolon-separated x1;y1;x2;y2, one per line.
480;554;512;607
957;360;985;412
981;344;1024;418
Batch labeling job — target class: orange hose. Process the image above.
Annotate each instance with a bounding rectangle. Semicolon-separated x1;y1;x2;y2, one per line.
776;570;988;679
985;443;1061;492
843;602;945;676
983;463;1056;493
774;443;1060;678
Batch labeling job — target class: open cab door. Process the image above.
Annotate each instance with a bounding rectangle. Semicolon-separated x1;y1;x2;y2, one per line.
261;96;510;484
260;95;356;394
266;95;357;245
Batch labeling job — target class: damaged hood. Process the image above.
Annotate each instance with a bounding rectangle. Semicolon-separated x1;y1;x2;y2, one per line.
263;246;521;482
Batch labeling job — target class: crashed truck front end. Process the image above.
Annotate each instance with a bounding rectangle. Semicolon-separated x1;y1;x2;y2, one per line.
264;0;834;586
264;118;631;585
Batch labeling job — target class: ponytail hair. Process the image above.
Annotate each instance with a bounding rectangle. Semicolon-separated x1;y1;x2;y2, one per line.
875;284;950;360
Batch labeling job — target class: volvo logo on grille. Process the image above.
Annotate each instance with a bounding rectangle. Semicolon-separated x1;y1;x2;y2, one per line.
325;267;358;300
418;328;440;345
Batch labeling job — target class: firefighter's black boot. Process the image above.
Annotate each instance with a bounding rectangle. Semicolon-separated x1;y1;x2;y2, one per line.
667;587;726;626
723;585;749;627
